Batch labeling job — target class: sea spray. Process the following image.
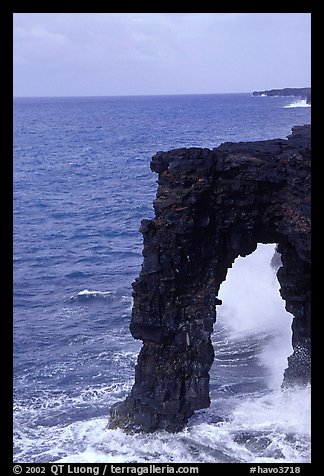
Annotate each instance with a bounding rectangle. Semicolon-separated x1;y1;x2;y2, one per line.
284;100;310;108
217;243;293;388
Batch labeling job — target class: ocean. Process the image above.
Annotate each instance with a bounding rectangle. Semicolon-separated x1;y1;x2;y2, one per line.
13;93;311;463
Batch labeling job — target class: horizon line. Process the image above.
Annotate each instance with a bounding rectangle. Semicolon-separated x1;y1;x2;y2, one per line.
13;88;310;100
13;91;252;99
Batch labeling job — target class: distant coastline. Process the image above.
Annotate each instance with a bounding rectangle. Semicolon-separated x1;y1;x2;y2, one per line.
253;87;311;105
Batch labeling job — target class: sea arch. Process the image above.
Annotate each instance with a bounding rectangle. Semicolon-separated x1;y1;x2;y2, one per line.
108;125;311;432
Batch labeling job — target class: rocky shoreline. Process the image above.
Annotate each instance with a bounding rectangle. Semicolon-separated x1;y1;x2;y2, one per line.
253;87;311;104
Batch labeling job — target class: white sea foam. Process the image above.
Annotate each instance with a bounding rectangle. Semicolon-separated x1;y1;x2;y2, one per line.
67;289;113;302
14;381;133;424
14;345;310;462
44;385;310;464
284;99;310;108
77;289;112;297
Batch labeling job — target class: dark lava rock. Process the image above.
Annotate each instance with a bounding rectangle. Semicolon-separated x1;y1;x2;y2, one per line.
108;125;311;433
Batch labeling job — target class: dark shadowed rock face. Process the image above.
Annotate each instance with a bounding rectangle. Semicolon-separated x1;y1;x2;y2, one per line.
108;124;311;433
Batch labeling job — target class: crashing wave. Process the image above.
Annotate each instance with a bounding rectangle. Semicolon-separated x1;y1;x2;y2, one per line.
284;100;311;108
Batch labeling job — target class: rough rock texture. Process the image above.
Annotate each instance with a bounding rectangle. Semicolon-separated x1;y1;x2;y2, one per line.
253;87;311;105
108;124;311;433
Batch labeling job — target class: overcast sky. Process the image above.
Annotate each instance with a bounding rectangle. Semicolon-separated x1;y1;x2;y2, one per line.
13;13;311;97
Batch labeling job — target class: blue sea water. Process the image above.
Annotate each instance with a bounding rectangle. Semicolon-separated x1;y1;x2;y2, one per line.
13;93;311;463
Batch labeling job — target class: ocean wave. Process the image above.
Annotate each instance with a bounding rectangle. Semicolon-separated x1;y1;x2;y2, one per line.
14;381;310;464
14;381;132;416
51;385;309;464
284;99;311;108
66;289;113;303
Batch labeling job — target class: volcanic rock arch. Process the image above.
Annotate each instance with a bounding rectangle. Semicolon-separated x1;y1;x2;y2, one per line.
108;125;311;433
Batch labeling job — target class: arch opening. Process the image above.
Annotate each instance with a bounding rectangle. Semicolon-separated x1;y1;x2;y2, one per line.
213;243;293;393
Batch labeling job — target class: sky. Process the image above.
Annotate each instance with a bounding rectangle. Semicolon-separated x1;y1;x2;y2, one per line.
13;13;311;97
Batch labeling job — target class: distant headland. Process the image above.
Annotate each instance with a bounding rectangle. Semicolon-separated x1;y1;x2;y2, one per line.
253;87;311;105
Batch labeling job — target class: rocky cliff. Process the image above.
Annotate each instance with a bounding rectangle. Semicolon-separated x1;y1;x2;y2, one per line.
253;87;311;104
108;124;311;433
